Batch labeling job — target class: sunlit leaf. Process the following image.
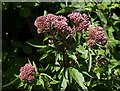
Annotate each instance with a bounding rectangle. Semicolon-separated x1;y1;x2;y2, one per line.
112;13;119;20
27;41;47;48
69;67;88;91
76;45;85;54
32;61;39;75
56;7;77;14
39;53;48;61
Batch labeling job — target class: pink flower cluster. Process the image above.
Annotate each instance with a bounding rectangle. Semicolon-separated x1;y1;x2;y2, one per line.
34;12;107;48
87;26;108;47
67;12;89;32
34;14;72;34
19;64;35;81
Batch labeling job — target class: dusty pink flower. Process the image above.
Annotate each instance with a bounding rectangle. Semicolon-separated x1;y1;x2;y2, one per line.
34;16;48;33
87;39;96;48
87;25;108;47
68;12;89;32
101;36;108;46
75;21;89;32
49;15;72;34
68;12;83;24
34;14;72;34
68;12;89;24
19;64;35;82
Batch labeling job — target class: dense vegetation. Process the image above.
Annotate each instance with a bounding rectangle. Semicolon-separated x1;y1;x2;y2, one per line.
2;2;120;91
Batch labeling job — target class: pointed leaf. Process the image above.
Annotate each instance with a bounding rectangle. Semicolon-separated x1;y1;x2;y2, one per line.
32;61;39;75
69;67;88;91
26;41;47;48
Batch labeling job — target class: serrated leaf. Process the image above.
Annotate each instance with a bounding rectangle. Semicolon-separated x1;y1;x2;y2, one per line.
69;67;88;91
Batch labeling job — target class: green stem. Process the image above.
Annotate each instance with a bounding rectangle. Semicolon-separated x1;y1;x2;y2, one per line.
3;77;19;88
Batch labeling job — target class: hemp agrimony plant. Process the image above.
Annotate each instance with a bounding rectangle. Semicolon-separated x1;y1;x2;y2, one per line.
17;12;108;91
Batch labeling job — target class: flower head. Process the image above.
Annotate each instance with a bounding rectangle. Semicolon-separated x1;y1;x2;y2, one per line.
68;12;89;25
87;25;108;47
68;12;89;32
19;64;35;82
34;16;47;33
87;39;96;48
34;14;72;34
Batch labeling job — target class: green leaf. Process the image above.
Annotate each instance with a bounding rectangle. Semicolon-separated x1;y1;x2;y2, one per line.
112;13;119;20
36;80;41;85
43;36;50;42
40;73;59;84
26;41;47;48
60;3;66;8
67;51;80;67
28;84;33;91
23;83;27;89
17;81;24;88
61;77;68;90
36;76;44;87
32;61;39;75
58;68;64;79
55;53;60;62
76;45;85;54
44;10;47;16
88;53;92;72
69;67;88;91
61;68;68;90
82;71;93;78
67;52;77;61
56;7;77;14
96;10;107;26
88;48;92;72
39;53;48;61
